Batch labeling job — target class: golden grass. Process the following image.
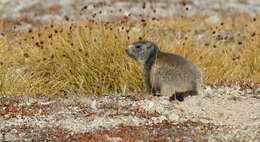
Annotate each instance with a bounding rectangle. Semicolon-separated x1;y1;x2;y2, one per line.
0;14;259;95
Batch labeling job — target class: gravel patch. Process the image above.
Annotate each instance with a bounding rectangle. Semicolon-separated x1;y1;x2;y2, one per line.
0;85;259;141
0;0;260;31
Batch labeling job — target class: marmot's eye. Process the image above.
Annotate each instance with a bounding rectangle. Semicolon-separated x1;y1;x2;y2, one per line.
136;46;141;49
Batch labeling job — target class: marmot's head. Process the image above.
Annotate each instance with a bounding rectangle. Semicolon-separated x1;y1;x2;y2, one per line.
126;40;158;63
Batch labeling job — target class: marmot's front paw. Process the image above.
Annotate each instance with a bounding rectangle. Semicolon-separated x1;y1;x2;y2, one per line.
169;93;184;102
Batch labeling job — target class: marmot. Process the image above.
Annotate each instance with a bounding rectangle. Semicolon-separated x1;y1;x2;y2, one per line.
125;40;202;101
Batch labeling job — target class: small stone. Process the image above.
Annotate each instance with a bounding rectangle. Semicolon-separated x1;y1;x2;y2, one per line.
245;89;253;94
11;129;17;133
254;88;260;94
105;135;122;142
168;113;180;121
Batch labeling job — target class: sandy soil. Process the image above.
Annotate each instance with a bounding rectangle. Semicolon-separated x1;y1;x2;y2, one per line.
0;85;259;141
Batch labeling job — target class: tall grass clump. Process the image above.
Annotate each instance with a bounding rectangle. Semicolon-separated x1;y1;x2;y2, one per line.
0;14;259;96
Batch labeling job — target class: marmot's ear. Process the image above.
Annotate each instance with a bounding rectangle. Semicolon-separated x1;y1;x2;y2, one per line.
148;44;157;50
146;43;153;49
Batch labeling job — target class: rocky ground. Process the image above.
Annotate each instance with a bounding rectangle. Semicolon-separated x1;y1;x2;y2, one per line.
0;85;259;141
1;0;260;31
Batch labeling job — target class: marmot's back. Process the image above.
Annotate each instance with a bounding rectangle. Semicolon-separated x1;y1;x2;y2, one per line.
150;51;202;95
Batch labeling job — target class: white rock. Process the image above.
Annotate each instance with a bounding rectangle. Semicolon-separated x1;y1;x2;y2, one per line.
205;14;220;24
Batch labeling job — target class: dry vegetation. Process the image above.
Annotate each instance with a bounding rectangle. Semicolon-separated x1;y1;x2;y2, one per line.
0;13;259;96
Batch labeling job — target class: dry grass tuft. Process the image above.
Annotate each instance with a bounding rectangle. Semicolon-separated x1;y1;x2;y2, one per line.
0;14;259;96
